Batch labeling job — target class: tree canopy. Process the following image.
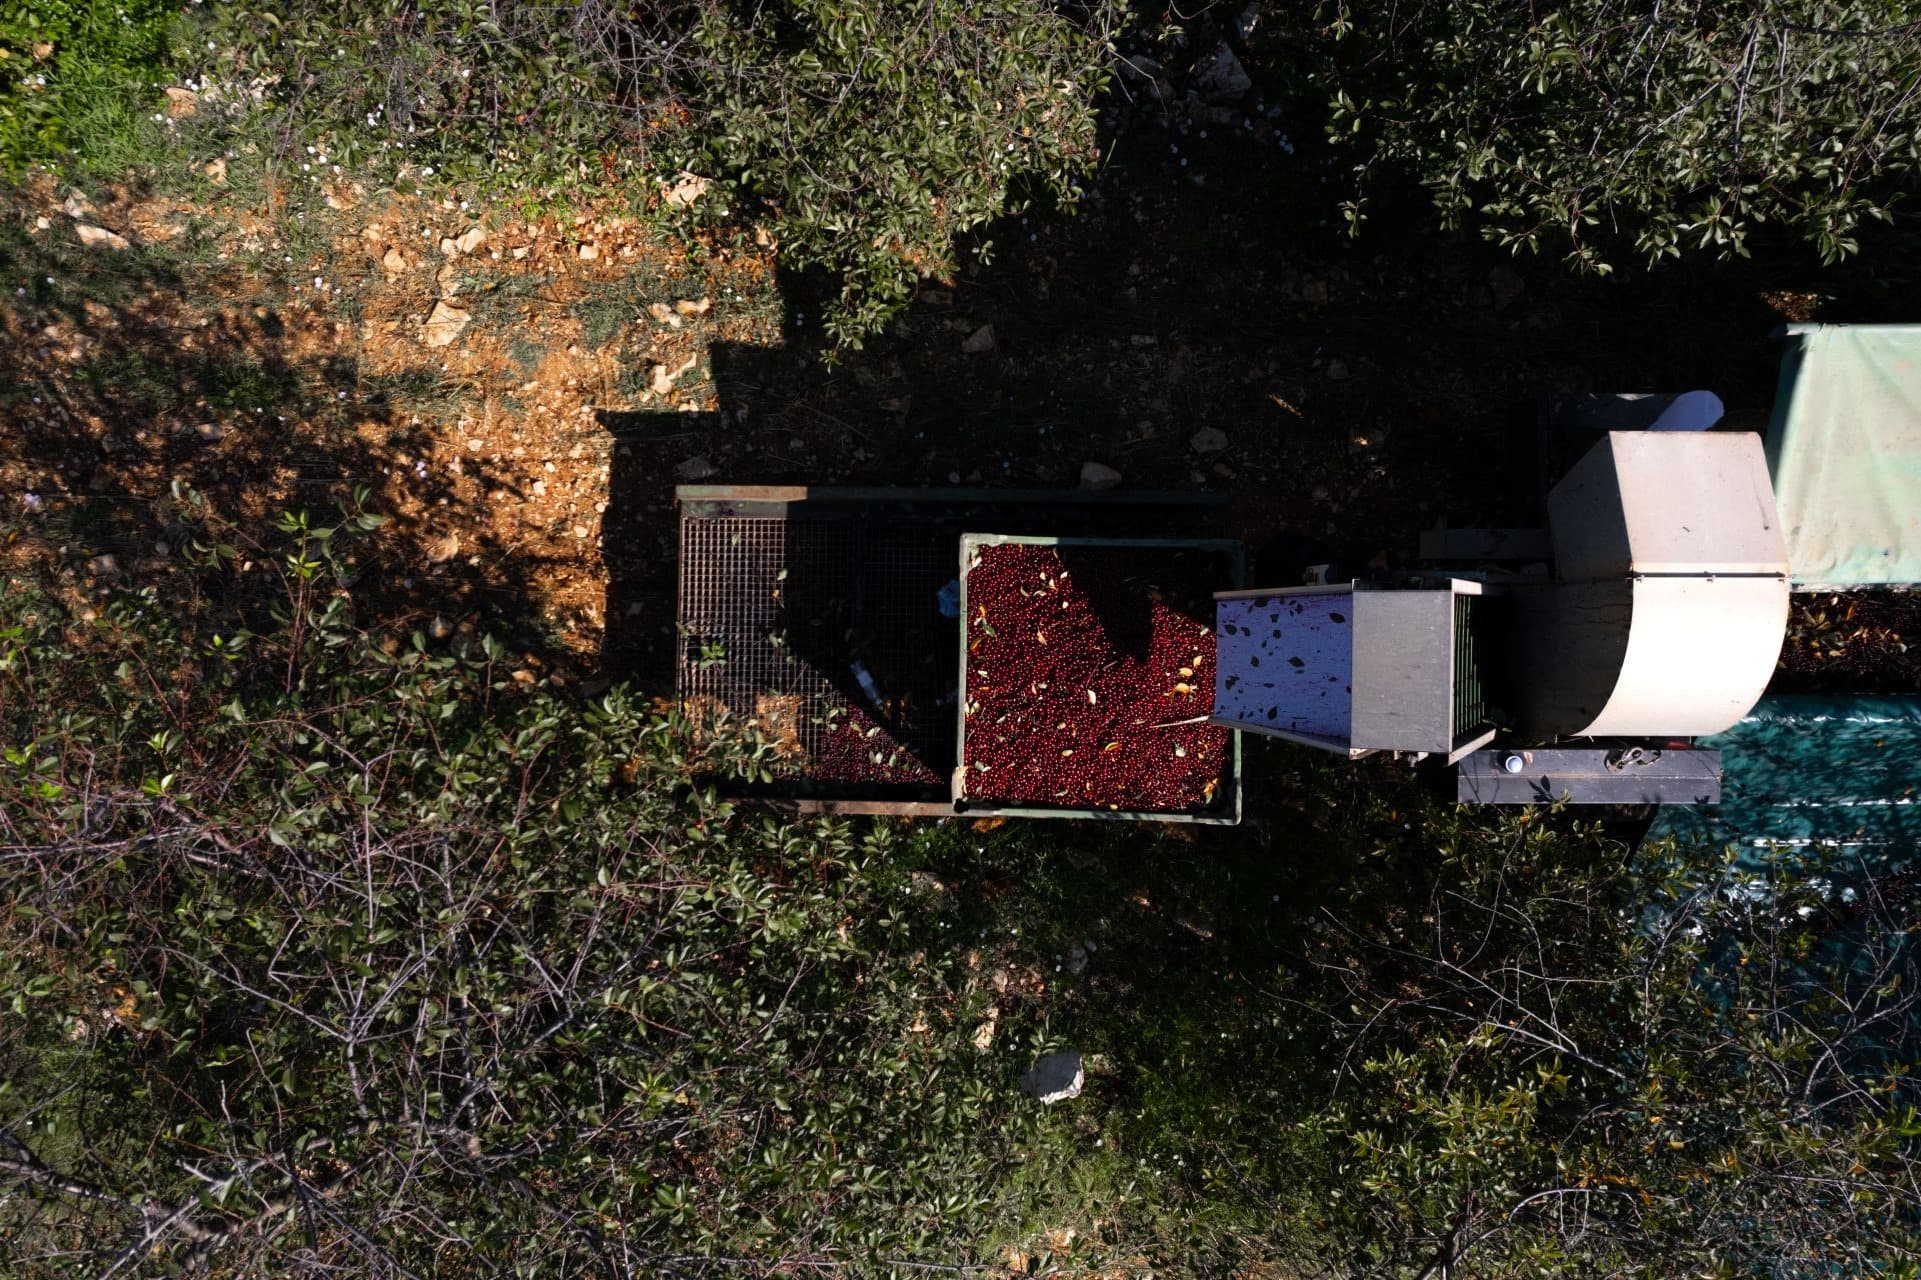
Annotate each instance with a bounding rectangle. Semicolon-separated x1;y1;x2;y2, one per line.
1313;0;1921;268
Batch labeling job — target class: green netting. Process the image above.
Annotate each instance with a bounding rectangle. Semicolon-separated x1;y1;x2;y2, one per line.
1646;695;1921;857
1766;324;1921;588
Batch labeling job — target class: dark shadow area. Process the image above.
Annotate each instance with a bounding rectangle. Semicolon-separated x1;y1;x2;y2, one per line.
1053;542;1231;664
0;199;573;657
592;82;1921;711
585;29;1921;817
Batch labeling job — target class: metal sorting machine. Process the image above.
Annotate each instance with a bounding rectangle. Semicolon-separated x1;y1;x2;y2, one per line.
1224;430;1791;806
673;327;1919;819
672;433;1782;820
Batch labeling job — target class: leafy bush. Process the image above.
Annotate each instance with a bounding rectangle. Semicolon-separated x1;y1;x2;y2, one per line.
1313;0;1921;269
0;495;1056;1275
1304;807;1921;1276
0;0;175;170
184;0;1119;346
680;0;1118;346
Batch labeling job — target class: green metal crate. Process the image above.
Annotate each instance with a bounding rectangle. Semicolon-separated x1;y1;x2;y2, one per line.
954;533;1245;824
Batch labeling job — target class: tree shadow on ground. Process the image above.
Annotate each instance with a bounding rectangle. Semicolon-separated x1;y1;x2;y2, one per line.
594;101;1918;688
0;192;560;654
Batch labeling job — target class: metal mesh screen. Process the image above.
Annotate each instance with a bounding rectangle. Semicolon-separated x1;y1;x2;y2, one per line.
676;514;953;788
1454;592;1488;738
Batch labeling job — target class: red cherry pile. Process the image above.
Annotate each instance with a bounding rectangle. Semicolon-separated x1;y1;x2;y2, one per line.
961;542;1229;813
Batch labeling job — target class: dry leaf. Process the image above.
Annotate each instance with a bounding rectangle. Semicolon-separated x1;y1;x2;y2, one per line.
663;171;710;208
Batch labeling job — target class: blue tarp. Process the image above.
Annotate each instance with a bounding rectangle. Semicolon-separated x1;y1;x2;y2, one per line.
1646;695;1921;858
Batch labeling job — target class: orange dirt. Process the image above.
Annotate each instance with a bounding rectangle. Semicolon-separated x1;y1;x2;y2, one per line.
2;175;780;669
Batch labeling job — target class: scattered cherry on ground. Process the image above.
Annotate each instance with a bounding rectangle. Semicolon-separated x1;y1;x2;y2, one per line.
812;704;942;785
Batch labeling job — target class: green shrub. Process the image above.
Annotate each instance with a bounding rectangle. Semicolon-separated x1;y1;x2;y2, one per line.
189;0;1119;347
678;0;1119;346
1313;0;1921;269
0;494;1058;1275
1304;805;1921;1276
0;0;174;170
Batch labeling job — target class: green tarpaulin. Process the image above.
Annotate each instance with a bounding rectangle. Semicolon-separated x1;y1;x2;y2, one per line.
1646;695;1921;857
1767;324;1921;588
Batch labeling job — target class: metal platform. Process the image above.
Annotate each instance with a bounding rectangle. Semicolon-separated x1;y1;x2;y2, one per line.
675;486;1229;810
1457;747;1721;805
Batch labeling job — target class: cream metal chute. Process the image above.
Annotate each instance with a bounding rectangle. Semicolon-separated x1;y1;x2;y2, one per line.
1509;431;1790;740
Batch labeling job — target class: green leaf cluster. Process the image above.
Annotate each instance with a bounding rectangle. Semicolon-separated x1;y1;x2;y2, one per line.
0;0;174;169
1313;0;1921;268
0;498;1040;1274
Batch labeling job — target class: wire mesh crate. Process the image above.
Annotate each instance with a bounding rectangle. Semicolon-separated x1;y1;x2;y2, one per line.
674;486;1231;814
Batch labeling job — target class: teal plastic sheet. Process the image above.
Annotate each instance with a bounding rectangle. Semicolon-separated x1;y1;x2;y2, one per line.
1646;695;1921;856
1766;324;1921;588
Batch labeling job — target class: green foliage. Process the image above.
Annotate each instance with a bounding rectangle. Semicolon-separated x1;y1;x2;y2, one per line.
1304;806;1921;1275
679;0;1118;347
0;495;1057;1275
0;0;174;170
179;0;1118;347
1314;0;1921;269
